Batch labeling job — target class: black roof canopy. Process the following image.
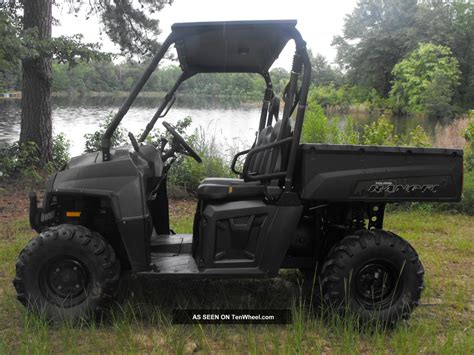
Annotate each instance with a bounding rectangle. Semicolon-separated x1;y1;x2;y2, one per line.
171;20;298;73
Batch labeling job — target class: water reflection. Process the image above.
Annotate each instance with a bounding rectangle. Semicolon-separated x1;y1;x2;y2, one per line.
0;96;261;156
0;95;443;157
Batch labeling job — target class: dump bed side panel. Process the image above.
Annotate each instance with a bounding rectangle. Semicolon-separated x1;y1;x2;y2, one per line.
296;144;463;202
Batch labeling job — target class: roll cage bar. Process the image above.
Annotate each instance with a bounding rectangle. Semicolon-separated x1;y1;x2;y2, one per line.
101;20;311;189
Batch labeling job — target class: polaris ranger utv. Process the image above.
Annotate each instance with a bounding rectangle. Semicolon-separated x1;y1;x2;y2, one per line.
14;20;463;325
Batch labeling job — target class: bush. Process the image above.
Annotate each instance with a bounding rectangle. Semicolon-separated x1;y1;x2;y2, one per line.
0;134;70;179
362;115;399;146
301;101;432;148
301;103;361;144
302;104;341;143
84;114;128;153
361;116;431;147
49;133;71;171
168;127;234;193
402;125;431;147
463;110;474;170
309;85;353;112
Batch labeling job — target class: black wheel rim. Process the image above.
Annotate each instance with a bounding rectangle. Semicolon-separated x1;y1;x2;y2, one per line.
354;260;400;309
40;256;90;307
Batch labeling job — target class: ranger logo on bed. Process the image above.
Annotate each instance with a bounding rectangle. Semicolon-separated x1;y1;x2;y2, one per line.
368;181;440;194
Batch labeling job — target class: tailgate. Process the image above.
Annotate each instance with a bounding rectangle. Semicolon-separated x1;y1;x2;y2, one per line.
296;144;464;202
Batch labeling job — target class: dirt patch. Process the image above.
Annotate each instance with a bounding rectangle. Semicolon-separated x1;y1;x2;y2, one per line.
169;198;197;219
0;177;44;220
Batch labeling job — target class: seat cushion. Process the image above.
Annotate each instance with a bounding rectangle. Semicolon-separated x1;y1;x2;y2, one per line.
201;177;245;185
197;183;265;200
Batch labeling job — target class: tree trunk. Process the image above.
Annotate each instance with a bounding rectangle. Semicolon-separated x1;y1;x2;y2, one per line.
20;0;53;165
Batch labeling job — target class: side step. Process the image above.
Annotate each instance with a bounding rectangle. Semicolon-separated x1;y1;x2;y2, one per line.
143;233;266;278
139;252;266;278
150;233;192;254
149;253;200;274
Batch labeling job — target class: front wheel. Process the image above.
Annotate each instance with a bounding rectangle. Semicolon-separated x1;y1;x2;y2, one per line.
320;229;424;327
13;224;120;321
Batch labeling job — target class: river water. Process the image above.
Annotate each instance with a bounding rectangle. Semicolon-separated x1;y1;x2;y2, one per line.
0;95;439;157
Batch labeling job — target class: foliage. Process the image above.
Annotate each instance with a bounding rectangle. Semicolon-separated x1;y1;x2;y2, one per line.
457;170;474;214
333;0;474;109
0;135;70;178
302;93;431;148
48;61;278;99
415;1;474;109
419;71;457;118
333;0;419;95
0;141;39;178
65;0;173;57
49;133;71;171
307;84;386;113
2;1;173;58
0;6;110;74
403;125;431;148
362;115;399;146
308;50;342;86
150;117;234;193
0;12;24;72
439;169;474;214
301;104;343;144
84;114;128;153
389;43;460;117
1;0;172;168
168;128;233;193
463;110;474;170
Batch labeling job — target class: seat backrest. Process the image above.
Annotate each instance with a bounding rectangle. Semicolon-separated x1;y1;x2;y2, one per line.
260;119;292;175
246;125;273;174
266;96;280;126
244;118;292;181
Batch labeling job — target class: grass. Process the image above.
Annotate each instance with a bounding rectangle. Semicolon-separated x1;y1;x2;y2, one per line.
0;207;473;353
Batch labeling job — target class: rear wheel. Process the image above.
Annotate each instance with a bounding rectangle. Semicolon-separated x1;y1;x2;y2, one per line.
319;229;424;327
13;224;120;321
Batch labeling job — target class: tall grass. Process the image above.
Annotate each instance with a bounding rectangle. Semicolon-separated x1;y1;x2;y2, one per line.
1;212;473;353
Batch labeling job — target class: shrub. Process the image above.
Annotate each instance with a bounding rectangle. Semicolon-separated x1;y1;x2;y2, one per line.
168;127;233;193
0;134;70;179
84;114;128;153
362;115;399;146
302;104;341;143
402;125;431;147
48;133;71;171
343;117;360;145
463;110;474;170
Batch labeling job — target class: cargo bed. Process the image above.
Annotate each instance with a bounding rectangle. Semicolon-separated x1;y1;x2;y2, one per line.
296;144;463;202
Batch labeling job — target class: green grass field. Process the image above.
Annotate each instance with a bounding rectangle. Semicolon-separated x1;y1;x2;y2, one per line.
0;207;472;354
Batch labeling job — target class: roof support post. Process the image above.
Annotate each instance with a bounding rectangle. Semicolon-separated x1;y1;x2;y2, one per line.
139;71;195;142
258;72;273;133
285;45;311;189
101;34;175;161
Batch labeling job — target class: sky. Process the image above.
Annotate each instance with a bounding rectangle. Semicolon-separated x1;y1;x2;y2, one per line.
52;0;358;69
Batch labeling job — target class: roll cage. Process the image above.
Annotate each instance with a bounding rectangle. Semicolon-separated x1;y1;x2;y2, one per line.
101;20;312;189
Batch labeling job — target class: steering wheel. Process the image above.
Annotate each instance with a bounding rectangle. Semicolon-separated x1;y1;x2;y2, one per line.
162;121;202;163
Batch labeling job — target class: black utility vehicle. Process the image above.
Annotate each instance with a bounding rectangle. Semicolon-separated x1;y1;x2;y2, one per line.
14;20;463;325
